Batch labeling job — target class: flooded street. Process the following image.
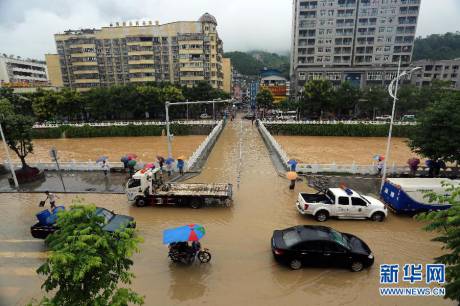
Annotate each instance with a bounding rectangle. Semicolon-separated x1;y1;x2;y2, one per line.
276;136;421;165
0;119;453;306
0;136;205;163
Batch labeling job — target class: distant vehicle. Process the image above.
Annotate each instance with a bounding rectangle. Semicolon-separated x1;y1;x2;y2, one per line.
200;113;211;119
271;225;374;271
381;178;459;214
296;187;387;222
401;114;416;122
243;112;255;120
126;168;233;208
375;115;392;121
31;207;136;239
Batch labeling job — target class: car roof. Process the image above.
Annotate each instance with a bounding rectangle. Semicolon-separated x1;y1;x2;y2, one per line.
329;188;356;197
286;225;334;242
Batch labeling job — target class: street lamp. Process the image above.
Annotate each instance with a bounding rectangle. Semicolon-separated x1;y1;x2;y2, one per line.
380;59;422;190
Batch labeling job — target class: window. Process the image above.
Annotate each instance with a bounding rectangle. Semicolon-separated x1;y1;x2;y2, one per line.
128;179;141;188
351;197;367;206
323;242;346;253
326;190;336;204
296;241;322;252
283;230;302;248
338;197;349;205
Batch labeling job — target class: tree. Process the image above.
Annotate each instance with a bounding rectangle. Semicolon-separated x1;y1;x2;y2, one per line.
358;86;390;119
409;91;460;162
32;89;59;121
332;81;360;118
0;98;35;169
34;201;144;306
256;89;274;109
300;79;335;118
416;183;460;303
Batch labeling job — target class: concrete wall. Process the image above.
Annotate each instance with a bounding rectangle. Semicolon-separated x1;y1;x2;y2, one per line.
45;54;63;87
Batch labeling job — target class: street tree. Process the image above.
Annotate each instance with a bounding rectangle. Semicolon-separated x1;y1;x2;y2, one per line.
358;86;390;119
416;183;460;303
256;89;274;109
408;91;460;162
33;201;144;306
301;79;335;118
0;98;35;169
332;81;360;118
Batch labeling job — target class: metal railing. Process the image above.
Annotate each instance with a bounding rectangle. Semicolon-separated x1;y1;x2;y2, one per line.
186;120;224;171
262;120;416;126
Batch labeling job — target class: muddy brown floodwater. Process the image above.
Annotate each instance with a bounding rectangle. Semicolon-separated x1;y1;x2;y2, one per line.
276;136;422;166
0;119;454;306
0;136;206;163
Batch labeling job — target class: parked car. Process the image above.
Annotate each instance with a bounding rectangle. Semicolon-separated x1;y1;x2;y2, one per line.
296;187;388;222
401;114;416;122
200;113;212;119
243;112;255;120
31;207;136;239
375;115;392;121
271;225;374;271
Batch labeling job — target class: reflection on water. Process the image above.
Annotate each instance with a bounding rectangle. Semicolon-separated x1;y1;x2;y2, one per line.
0;119;454;306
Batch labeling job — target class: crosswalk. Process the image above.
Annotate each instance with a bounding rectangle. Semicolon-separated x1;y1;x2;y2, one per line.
0;239;47;306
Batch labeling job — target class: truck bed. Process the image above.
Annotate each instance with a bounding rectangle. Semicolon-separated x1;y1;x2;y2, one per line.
156;183;233;198
300;193;332;204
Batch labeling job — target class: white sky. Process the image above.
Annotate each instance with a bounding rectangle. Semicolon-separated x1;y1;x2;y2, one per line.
0;0;458;60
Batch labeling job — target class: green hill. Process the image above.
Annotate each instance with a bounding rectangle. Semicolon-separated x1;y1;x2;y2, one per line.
413;32;460;61
224;51;290;78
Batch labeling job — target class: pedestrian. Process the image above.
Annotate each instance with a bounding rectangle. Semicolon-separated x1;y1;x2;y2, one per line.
177;158;185;176
165;159;173;176
42;191;58;211
251;115;255;126
101;160;110;176
157;156;165;170
407;157;420;177
377;159;384;176
426;159;434;177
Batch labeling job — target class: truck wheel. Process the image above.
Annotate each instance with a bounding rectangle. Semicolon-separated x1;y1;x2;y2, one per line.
315;210;329;222
371;212;385;222
135;197;147;207
190;199;203;209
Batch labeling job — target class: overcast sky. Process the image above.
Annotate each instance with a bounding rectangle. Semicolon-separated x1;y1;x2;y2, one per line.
0;0;459;60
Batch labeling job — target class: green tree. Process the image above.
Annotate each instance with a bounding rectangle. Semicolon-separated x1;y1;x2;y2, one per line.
0;98;35;169
32;89;58;121
332;81;360;118
56;88;83;120
409;91;460;162
301;79;335;118
416;183;460;303
358;86;390;119
34;201;144;306
256;89;274;109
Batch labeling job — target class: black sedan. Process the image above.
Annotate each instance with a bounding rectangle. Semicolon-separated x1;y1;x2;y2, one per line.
31;207;136;239
271;225;374;272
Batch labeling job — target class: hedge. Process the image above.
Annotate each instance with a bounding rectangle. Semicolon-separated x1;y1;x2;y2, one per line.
31;124;214;139
265;123;415;137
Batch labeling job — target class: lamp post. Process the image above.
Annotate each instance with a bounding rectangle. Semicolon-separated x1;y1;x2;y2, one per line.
380;59;422;190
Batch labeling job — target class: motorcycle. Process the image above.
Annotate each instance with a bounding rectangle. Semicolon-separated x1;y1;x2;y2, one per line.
168;242;211;264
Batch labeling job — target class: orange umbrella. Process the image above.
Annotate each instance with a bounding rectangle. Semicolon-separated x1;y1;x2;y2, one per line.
286;171;298;181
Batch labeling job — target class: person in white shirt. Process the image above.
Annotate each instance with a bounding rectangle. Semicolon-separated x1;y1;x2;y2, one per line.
44;191;58;210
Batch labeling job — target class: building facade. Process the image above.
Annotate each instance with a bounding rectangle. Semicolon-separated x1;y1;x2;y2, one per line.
411;59;460;90
259;69;289;103
50;13;224;91
222;58;233;94
290;0;421;92
0;54;48;87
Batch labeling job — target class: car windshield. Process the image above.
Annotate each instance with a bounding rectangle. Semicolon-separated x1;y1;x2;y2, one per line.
329;229;350;249
326;190;335;204
282;230;302;248
96;209;114;223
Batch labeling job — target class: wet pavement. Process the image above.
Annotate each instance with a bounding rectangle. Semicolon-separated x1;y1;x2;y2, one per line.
0;117;454;306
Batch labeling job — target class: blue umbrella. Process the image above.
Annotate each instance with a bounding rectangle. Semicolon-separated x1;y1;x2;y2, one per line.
121;156;129;163
287;159;297;165
96;156;109;163
163;224;206;244
165;157;175;165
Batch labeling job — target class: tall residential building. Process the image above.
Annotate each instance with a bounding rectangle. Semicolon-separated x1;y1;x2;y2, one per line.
222;58;233;94
0;54;48;87
410;59;460;90
290;0;421;93
50;13;224;91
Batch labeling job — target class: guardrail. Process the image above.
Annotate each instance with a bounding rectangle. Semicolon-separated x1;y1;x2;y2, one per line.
262;120;416;126
257;120;458;175
33;120;219;129
186;120;224;171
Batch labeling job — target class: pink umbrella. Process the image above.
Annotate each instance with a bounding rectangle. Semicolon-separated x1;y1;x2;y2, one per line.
145;163;155;169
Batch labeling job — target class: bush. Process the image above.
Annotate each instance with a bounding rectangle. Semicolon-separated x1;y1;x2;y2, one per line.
265;123;415;137
31;124;215;139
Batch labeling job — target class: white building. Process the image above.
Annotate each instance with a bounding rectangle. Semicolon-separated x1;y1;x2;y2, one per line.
290;0;421;92
0;54;48;87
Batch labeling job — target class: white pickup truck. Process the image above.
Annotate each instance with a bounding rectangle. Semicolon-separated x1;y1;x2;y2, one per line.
296;188;388;222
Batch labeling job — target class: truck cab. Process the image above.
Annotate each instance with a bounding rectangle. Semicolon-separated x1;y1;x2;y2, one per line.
296;187;388;222
126;168;163;203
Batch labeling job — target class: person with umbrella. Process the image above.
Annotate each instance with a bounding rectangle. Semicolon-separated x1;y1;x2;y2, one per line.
157;155;165;170
287;171;298;190
97;156;109;176
177;156;185;176
165;157;175;176
287;159;298;172
407;157;420;177
120;156;129;172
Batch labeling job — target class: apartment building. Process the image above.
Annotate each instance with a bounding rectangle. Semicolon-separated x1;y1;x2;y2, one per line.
50;13;224;91
222;58;233;94
411;59;460;90
290;0;421;92
0;54;48;87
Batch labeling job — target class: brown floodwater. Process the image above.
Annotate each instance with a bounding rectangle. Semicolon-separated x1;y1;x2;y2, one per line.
0;136;206;163
0;119;453;306
276;136;422;166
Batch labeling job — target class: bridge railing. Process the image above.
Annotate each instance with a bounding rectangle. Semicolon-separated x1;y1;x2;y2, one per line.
262;120;416;126
33;120;219;129
186;120;224;171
